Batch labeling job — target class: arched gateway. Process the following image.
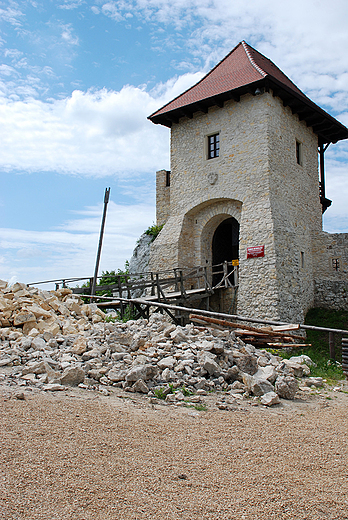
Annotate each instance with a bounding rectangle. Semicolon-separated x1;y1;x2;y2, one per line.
148;41;348;322
212;217;239;286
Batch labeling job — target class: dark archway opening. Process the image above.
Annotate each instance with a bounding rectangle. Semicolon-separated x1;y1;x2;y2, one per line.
212;217;239;286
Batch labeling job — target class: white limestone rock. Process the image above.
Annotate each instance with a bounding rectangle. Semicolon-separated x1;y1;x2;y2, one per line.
289;355;316;367
251;379;275;396
125;364;158;383
31;337;47;351
42;383;65;391
254;365;278;384
107;369;127;382
60;366;85;386
260;391;280;406
304;377;324;387
282;359;310;377
128;233;152;277
157;356;176;369
0;355;12;367
275;375;299;400
132;379;149;393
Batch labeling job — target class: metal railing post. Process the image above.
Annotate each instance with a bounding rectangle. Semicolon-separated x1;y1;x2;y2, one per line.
91;187;110;297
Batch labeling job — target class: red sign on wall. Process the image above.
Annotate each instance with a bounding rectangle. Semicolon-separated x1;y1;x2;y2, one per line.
247;245;265;258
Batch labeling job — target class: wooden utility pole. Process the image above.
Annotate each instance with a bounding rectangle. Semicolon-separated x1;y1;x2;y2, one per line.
91;188;110;297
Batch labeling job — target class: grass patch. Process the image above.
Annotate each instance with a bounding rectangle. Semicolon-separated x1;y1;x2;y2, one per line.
153;388;167;400
180;385;193;397
194;403;207;411
276;308;347;382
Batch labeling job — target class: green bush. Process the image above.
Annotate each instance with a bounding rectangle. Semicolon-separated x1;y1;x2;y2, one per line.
77;262;130;299
145;224;164;241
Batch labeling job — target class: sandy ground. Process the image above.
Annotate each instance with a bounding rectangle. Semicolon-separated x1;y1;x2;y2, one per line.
1;381;348;520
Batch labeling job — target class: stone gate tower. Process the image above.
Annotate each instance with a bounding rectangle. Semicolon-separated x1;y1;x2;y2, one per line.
148;41;348;323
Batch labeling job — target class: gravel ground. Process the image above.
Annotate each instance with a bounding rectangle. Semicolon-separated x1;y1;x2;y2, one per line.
1;383;348;520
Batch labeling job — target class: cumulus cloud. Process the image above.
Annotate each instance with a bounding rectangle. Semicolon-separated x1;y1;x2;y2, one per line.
0;64;18;76
58;0;85;9
101;2;126;21
0;72;204;176
96;0;348;117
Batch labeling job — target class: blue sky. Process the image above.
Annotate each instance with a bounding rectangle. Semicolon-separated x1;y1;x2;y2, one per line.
1;0;348;287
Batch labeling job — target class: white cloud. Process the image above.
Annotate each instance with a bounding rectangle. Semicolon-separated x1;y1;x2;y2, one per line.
4;48;24;60
0;72;204;176
60;23;79;45
0;64;18;76
0;201;155;285
101;2;125;21
0;6;24;26
97;0;348;116
58;0;86;9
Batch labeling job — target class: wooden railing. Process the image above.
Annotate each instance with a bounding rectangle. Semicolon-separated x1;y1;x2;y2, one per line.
212;261;238;289
28;263;238;302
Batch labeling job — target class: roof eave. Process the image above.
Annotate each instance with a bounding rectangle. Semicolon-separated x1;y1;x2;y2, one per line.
266;77;348;144
148;76;348;144
147;78;265;128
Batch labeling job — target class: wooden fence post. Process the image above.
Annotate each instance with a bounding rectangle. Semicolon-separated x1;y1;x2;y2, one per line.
329;331;335;360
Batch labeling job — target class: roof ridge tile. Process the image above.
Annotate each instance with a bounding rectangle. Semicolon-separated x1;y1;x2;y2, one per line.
241;40;267;78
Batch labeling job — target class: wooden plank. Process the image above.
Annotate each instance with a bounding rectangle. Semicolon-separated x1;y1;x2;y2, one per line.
271;324;300;331
189;314;302;340
266;343;311;348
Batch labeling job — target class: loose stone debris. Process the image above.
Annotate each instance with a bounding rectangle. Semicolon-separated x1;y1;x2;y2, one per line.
0;279;324;407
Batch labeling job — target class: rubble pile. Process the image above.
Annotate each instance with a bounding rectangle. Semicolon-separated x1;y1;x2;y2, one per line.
0;280;321;406
0;280;105;335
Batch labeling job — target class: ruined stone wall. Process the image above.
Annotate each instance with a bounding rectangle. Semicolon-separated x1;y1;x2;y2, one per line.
313;232;348;310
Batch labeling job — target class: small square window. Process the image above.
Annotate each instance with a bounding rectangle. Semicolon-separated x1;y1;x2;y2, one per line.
208;133;219;159
296;140;303;165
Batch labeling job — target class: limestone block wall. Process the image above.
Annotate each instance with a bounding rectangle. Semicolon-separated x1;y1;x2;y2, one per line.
149;215;185;273
267;94;322;322
313;232;348;310
178;198;242;269
150;92;282;320
314;279;348;310
156;170;171;226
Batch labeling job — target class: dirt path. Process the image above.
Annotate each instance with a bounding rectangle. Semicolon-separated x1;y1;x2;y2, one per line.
1;384;348;520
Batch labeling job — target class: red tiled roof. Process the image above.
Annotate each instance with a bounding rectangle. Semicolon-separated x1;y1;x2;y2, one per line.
149;41;307;119
148;41;348;144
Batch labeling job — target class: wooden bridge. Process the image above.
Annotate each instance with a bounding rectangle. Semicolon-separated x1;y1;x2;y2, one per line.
29;262;239;323
74;262;238;321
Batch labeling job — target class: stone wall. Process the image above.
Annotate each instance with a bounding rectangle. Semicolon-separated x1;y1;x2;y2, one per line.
267;94;322;322
156;169;171;227
313;232;348;310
